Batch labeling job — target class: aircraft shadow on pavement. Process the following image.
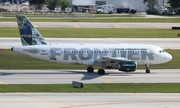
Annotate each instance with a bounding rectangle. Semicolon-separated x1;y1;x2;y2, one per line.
0;71;90;76
66;70;154;80
0;71;101;80
0;70;155;80
0;71;85;76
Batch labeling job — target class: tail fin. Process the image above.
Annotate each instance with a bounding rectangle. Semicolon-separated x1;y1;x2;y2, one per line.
16;14;49;46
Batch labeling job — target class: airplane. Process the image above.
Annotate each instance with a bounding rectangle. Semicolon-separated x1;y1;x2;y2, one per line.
11;15;172;75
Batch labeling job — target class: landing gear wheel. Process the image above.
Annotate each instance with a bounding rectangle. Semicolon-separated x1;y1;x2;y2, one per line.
146;69;150;73
98;69;105;75
87;67;94;73
145;64;150;73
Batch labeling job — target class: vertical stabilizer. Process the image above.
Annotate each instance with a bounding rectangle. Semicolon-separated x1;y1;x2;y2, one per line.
16;14;49;46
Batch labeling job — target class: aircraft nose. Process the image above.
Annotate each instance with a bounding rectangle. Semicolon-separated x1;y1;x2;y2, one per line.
165;53;172;62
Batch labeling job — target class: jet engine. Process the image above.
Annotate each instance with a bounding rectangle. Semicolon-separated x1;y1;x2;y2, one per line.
119;61;137;72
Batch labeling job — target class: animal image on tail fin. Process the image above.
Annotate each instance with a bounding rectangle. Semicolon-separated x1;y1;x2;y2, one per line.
16;15;49;46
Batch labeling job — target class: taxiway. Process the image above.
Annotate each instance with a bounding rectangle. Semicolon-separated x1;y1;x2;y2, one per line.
0;69;180;84
0;22;180;28
0;93;180;108
1;38;180;49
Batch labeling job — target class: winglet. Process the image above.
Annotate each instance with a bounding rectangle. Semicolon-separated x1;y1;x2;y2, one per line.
16;14;49;46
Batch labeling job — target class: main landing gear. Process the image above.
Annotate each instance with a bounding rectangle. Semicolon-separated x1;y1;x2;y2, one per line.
145;64;150;73
87;66;105;75
98;69;105;75
87;66;94;73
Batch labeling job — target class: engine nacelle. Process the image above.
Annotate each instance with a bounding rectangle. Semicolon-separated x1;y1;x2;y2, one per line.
119;61;137;72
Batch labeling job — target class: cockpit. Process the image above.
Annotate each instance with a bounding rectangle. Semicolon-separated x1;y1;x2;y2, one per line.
159;50;165;53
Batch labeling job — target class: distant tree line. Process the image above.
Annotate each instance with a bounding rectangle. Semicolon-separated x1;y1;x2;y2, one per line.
143;0;180;14
28;0;70;10
143;0;159;14
168;0;180;14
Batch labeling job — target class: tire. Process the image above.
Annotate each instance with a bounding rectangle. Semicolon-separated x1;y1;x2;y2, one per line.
98;69;105;75
146;69;150;73
87;67;94;73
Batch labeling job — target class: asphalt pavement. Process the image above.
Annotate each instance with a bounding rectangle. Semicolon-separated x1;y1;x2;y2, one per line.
0;22;179;28
0;69;180;84
1;93;180;108
1;38;180;49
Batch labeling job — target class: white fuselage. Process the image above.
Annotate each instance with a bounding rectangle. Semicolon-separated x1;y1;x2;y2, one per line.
12;43;172;67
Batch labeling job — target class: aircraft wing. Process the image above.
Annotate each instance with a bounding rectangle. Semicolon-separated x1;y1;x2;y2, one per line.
95;56;128;63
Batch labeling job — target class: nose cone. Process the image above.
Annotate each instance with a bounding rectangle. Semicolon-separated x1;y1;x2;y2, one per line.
165;53;172;62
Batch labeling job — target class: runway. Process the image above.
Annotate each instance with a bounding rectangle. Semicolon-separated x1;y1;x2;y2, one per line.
0;93;180;108
1;38;180;49
0;22;180;28
0;69;180;84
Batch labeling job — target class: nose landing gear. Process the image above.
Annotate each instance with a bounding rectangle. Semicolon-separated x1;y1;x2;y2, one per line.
145;64;150;73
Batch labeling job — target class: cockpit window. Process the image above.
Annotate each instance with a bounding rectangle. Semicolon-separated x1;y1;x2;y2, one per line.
159;50;165;53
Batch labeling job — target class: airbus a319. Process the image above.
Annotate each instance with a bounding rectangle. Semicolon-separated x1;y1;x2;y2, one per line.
11;15;172;75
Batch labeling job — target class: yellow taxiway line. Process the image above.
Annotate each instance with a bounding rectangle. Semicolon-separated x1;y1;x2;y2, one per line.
22;93;30;96
0;81;5;84
34;25;39;27
75;25;80;28
114;25;120;28
98;78;112;83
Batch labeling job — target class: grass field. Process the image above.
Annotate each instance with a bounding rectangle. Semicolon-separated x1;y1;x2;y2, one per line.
0;83;180;93
0;49;179;69
0;28;178;38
